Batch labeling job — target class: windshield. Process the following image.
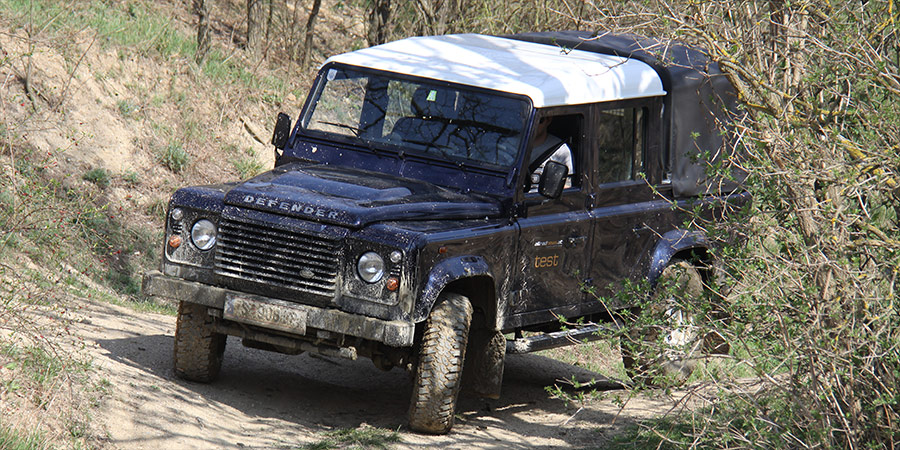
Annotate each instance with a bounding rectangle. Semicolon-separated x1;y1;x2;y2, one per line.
301;65;530;168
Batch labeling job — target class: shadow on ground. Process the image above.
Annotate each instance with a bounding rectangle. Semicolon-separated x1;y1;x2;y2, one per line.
89;301;638;449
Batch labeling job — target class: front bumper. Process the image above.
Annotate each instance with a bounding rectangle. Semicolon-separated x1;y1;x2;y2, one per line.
142;271;415;347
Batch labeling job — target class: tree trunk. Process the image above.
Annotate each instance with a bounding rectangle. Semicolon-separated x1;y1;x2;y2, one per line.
247;0;266;51
265;0;274;41
367;0;392;47
300;0;322;68
194;0;210;64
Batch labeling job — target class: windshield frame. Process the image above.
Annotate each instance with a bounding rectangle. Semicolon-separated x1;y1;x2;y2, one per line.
297;62;534;173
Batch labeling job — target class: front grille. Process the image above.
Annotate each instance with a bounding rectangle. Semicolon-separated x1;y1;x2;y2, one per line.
215;217;341;298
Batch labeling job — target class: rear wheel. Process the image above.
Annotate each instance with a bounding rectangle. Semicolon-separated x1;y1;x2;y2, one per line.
622;261;707;387
408;292;473;434
174;301;226;382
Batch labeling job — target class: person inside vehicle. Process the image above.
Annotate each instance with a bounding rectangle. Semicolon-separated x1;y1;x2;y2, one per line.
528;116;573;192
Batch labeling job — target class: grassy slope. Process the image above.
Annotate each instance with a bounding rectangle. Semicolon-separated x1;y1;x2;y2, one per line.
0;0;360;446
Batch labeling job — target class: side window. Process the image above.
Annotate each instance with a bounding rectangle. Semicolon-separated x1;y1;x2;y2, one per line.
595;107;646;184
526;113;583;193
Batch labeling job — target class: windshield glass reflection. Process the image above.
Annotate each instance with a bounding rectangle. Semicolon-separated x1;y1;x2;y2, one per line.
302;65;530;168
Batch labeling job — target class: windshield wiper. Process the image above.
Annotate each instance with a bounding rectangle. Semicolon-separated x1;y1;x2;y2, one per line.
316;120;364;138
315;120;385;157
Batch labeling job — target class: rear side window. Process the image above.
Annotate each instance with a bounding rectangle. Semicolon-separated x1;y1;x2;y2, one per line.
595;107;646;184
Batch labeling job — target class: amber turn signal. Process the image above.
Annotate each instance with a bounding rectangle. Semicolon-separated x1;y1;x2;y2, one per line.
385;276;400;291
168;235;183;249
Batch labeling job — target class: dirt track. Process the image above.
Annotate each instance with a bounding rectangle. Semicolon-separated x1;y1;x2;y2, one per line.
73;299;678;449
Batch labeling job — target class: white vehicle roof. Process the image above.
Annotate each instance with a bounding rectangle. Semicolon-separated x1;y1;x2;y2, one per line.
325;34;666;108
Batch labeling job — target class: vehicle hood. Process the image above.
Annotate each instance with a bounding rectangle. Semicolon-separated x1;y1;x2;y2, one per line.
223;163;502;228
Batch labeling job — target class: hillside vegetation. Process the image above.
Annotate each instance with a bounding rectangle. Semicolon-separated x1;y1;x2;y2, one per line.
0;0;355;446
1;0;898;448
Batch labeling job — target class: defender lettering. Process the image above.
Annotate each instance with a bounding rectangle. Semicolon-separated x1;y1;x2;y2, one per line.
243;194;339;219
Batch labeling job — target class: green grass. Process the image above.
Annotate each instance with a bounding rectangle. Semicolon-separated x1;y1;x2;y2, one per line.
117;99;138;118
68;281;176;315
298;426;401;450
82;167;110;188
145;198;168;221
605;388;830;450
0;0;289;99
0;0;194;58
2;143;163;309
538;339;625;381
1;343;90;388
232;156;264;179
0;424;48;450
121;170;140;185
201;47;290;91
181;119;202;143
157;142;189;173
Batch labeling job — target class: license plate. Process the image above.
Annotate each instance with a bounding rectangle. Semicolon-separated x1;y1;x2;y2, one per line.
224;295;307;335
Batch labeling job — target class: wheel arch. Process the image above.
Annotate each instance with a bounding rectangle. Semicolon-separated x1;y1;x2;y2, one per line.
648;229;715;287
414;256;498;330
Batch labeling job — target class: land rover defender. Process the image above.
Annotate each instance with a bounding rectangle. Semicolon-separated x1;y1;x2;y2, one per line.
143;31;747;434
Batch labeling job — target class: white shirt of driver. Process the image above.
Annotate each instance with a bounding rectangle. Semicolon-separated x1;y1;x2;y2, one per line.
529;135;573;191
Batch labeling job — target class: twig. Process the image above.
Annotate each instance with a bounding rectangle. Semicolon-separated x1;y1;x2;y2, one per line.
558;405;583;427
54;33;97;113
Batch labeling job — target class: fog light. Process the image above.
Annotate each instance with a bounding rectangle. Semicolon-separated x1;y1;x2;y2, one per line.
385;276;399;291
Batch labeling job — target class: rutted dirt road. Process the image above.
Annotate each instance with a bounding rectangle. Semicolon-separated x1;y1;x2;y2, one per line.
72;298;679;449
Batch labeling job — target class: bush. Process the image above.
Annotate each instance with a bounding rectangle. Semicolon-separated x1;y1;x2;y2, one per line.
158;142;189;173
231;156;263;179
581;1;900;447
82;168;110;188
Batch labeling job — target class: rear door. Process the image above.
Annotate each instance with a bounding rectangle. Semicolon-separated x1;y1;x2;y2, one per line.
584;99;666;313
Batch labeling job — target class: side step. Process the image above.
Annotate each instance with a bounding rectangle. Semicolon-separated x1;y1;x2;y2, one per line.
506;321;621;354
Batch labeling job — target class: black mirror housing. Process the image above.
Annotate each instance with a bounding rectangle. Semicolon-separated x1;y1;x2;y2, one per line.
271;112;292;150
538;160;567;199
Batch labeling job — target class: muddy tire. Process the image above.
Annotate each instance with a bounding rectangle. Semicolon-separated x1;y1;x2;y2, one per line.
408;292;473;434
174;301;226;382
622;261;705;387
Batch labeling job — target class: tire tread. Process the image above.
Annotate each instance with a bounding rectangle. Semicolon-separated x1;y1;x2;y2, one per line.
173;301;226;382
408;293;473;434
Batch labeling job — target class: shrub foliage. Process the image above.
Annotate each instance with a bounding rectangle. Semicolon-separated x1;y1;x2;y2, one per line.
577;1;899;447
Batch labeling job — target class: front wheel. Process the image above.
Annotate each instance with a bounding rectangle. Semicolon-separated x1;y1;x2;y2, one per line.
408;292;473;434
174;301;226;382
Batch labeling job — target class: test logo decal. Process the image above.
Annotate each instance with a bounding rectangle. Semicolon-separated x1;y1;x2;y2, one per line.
534;254;560;268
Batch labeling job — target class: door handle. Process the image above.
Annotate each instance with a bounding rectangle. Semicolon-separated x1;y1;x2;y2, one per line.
565;235;587;248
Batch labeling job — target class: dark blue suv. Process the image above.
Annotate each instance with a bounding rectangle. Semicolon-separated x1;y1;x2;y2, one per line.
144;31;747;434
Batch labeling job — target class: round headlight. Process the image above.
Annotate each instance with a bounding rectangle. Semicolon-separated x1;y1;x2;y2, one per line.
191;219;217;250
357;252;384;283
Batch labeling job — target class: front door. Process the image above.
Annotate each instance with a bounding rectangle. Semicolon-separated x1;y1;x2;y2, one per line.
511;110;592;326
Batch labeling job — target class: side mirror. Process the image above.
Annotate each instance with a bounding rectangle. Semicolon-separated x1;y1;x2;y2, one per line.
538;160;567;199
271;112;292;150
